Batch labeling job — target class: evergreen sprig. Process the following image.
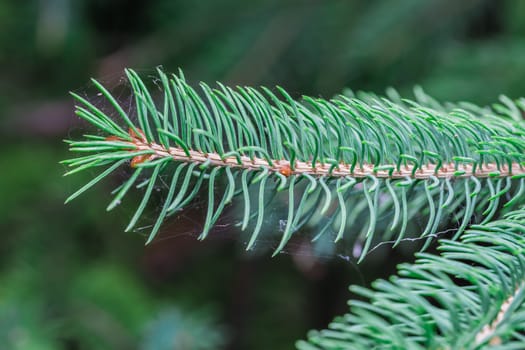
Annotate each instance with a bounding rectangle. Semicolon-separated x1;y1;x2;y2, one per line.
63;68;524;261
298;206;525;349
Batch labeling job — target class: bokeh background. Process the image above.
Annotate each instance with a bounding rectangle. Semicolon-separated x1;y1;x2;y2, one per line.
1;1;524;349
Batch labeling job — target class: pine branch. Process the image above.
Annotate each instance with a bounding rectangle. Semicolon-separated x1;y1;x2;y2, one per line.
297;206;525;350
63;68;525;260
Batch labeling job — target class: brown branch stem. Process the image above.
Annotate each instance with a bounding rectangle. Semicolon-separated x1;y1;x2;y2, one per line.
475;283;524;346
128;139;524;179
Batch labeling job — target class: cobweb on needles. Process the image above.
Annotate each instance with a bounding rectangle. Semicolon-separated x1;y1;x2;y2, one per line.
125;179;461;268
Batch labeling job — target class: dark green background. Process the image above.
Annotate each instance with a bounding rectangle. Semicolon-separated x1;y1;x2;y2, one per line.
1;1;524;349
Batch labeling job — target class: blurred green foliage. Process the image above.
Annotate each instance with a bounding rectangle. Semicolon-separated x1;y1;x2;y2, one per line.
0;1;524;349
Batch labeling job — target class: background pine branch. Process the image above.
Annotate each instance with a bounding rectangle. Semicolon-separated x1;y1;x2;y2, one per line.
299;206;525;349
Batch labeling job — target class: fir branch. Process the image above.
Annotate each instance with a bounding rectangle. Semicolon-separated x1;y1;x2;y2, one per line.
63;68;525;259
